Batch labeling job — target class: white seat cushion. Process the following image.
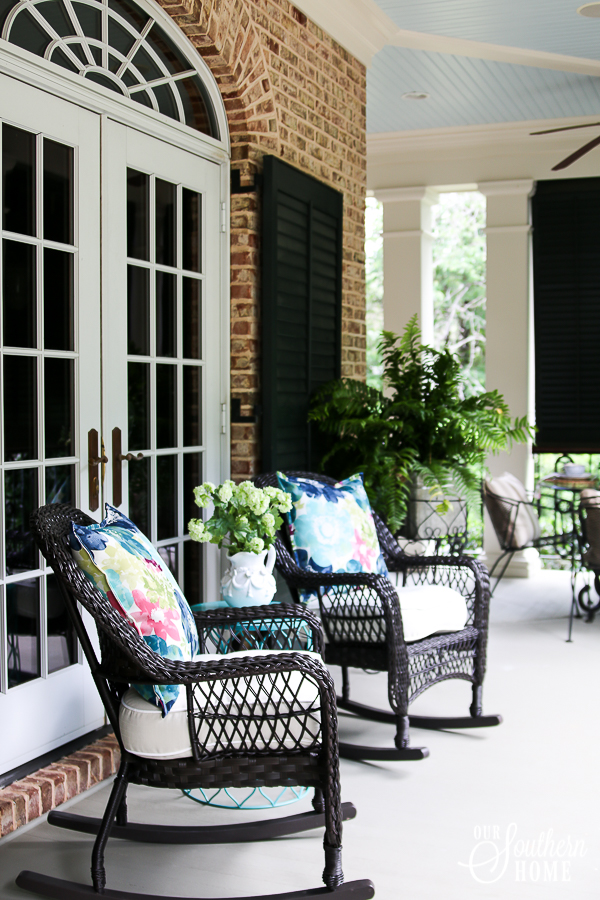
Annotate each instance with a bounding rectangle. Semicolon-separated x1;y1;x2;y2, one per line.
320;583;468;643
119;649;323;760
395;584;468;642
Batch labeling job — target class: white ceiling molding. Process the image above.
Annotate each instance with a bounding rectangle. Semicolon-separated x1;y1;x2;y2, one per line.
367;115;600;158
374;185;439;204
478;180;535;196
387;29;600;77
290;0;600;73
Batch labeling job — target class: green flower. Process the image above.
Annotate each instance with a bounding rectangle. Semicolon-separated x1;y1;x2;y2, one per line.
217;480;234;503
188;519;210;542
194;482;215;508
248;536;264;553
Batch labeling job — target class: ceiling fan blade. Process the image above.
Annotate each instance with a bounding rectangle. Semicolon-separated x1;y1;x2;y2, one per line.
531;122;600;135
552;134;600;170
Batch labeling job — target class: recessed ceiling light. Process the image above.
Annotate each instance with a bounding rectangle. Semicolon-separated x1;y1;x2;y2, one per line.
578;3;600;17
402;91;430;101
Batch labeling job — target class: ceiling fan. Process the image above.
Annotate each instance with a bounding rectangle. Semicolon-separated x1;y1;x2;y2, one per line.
530;122;600;170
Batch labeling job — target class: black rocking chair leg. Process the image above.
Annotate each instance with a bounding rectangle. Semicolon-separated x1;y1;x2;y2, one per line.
46;803;358;845
15;871;376;900
91;763;130;893
337;695;501;740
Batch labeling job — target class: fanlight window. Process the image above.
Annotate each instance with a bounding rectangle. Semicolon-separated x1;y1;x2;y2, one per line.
0;0;218;137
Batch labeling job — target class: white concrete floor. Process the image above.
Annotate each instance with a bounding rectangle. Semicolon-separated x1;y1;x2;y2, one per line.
1;570;599;899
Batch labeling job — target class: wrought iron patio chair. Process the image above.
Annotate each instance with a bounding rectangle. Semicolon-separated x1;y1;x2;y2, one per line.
254;472;501;764
16;503;374;900
576;490;600;624
482;481;580;639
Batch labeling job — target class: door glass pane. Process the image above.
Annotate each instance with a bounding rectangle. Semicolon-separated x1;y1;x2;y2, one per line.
2;124;35;237
182;188;201;272
4;355;37;461
157;453;176;539
183;540;202;606
158;544;177;578
44;248;74;350
43;138;74;245
127;265;150;355
156;363;176;447
127;169;149;260
44;357;74;458
3;239;36;348
183;452;201;528
155;178;175;267
47;573;78;673
128;361;150;449
45;464;74;504
7;578;40;687
156;271;176;357
183;365;201;446
5;468;38;574
129;455;150;535
182;277;201;359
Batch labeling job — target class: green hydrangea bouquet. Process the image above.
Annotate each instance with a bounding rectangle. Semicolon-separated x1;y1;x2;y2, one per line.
188;480;291;555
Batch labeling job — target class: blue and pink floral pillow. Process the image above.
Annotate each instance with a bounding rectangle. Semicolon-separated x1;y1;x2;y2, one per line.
276;473;388;601
70;504;198;716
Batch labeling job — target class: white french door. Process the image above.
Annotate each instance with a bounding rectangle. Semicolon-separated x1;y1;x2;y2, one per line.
101;119;223;607
0;75;105;773
0;89;226;775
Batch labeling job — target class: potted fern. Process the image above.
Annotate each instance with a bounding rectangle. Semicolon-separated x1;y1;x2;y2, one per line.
309;316;533;536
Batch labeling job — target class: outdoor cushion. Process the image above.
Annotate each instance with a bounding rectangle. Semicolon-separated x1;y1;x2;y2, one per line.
70;504;199;716
276;472;388;601
484;472;541;548
321;584;468;643
119;649;323;759
580;489;600;568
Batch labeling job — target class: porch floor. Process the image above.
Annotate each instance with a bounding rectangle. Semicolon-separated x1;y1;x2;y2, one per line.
1;570;599;899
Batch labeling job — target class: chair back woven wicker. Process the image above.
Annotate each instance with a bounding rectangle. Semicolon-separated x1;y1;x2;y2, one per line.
15;503;375;900
254;472;501;763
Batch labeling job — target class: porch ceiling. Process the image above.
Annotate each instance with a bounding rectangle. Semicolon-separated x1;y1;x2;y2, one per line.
369;0;600;133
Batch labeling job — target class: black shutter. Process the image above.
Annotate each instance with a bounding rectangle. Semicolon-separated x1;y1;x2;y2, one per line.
532;178;600;452
261;155;343;471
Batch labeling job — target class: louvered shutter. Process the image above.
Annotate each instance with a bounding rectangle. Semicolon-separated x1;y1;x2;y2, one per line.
532;178;600;452
261;156;342;470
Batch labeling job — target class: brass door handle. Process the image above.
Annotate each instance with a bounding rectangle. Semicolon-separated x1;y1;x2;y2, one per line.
89;455;109;465
120;452;144;461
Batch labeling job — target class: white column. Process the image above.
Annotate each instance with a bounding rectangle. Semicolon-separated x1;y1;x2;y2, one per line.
374;186;439;344
478;179;539;577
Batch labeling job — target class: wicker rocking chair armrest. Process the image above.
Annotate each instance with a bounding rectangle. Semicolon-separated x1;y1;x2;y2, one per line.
192;602;324;656
134;649;334;687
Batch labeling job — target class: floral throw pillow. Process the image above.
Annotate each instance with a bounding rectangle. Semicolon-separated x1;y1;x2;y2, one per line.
276;473;388;601
70;504;199;716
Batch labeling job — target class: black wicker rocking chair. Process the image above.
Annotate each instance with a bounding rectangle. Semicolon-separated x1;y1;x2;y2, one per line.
16;504;374;900
254;473;501;764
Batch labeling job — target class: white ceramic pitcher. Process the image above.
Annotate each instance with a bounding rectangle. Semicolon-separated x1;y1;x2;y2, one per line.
221;546;277;607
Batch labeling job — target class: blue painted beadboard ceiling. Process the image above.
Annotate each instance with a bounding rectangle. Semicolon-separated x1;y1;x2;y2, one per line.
368;0;600;132
375;0;600;58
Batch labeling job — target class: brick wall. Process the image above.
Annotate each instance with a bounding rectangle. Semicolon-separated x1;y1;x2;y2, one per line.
159;0;367;478
0;735;120;838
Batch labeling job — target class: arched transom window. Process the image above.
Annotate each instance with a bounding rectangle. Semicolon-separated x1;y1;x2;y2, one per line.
0;0;218;137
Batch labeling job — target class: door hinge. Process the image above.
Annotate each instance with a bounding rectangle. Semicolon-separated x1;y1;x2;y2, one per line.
220;202;227;233
221;402;227;434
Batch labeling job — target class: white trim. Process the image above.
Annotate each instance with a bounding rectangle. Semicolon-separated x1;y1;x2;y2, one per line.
383;229;433;239
374;186;439;205
484;225;532;234
386;29;600;78
367;116;600;159
478;180;535;197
